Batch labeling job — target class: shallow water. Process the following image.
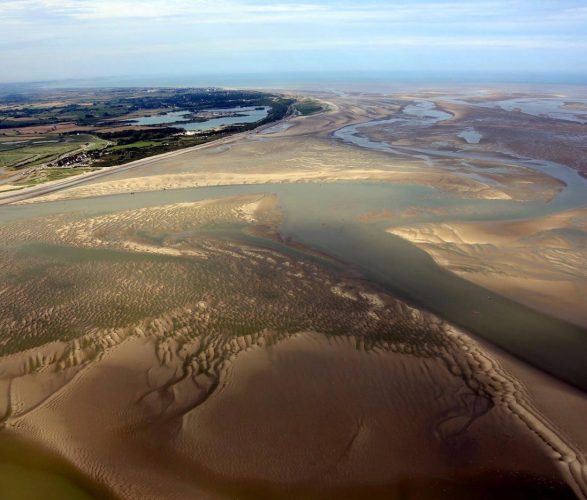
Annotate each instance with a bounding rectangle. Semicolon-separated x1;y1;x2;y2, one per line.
2;93;587;499
403;100;452;122
481;97;587;124
2;97;587;388
332;100;451;152
131;106;269;131
334;106;587;215
2;179;586;389
276;190;587;390
458;128;482;144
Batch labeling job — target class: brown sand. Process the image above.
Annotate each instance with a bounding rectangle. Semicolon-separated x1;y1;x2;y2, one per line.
388;208;587;328
0;92;586;499
3;94;559;206
3;326;585;499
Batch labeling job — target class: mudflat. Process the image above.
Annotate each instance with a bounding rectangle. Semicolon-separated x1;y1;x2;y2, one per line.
1;87;586;499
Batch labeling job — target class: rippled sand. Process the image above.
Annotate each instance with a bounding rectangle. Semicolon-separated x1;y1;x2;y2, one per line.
1;91;586;499
388;207;587;328
0;195;585;499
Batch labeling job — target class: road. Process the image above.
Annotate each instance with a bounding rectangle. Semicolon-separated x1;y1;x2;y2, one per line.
0;130;247;206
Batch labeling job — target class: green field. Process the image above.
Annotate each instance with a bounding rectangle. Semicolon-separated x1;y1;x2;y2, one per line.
15;167;96;187
0;135;107;168
294;100;324;115
108;140;159;151
0;89;296;184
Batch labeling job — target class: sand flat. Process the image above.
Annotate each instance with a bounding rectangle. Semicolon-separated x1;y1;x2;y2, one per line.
1;90;587;499
388;207;587;327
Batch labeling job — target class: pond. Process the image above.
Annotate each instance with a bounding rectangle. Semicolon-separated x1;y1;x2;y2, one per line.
130;106;270;131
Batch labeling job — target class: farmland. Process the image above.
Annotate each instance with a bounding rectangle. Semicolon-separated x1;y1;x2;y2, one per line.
0;87;296;186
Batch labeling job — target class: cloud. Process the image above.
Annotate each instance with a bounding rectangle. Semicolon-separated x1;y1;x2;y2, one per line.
178;35;587;52
0;0;327;21
0;0;555;23
1;0;586;82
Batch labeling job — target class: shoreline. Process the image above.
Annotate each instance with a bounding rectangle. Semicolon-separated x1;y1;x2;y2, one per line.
1;89;586;498
0;100;297;207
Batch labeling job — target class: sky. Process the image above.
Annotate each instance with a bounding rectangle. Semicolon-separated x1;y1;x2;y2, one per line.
1;0;587;84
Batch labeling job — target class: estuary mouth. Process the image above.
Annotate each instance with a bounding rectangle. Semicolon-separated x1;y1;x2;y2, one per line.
1;82;587;499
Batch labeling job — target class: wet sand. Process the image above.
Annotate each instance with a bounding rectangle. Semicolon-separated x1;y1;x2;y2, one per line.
1;89;587;498
0;193;585;498
2;93;559;207
4;326;584;499
388;207;587;328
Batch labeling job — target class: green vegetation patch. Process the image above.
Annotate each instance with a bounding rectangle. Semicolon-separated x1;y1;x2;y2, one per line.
0;89;297;176
0;134;106;169
15;167;95;187
109;140;159;151
294;99;324;116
